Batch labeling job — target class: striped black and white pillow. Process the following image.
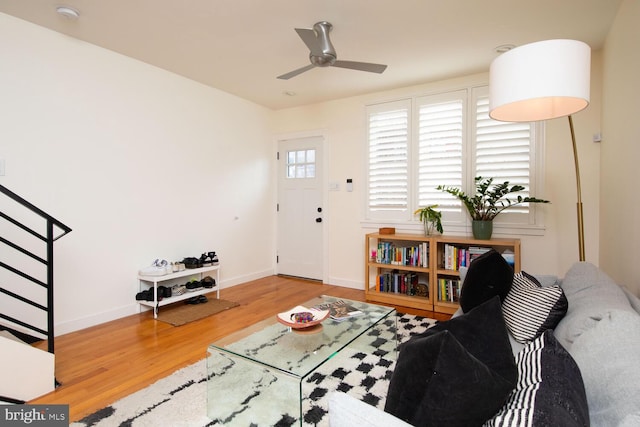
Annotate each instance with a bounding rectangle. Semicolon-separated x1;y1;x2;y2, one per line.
502;272;568;343
485;330;589;427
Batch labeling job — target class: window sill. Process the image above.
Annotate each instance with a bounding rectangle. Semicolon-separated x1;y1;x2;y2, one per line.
360;220;545;237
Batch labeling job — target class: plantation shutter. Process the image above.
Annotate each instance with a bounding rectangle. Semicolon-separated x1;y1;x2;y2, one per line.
472;87;537;222
367;100;410;219
364;84;544;232
416;91;466;222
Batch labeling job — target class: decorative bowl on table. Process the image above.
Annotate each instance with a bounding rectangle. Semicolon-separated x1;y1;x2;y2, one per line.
276;305;330;329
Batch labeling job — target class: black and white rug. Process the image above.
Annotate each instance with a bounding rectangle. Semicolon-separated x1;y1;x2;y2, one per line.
72;313;437;427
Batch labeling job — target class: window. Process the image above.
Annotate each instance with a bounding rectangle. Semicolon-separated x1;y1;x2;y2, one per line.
367;100;410;217
366;84;545;234
286;149;316;178
416;90;467;224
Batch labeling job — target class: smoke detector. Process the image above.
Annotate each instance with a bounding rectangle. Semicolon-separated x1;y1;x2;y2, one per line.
56;6;80;19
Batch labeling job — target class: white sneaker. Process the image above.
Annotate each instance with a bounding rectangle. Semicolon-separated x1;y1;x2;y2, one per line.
139;259;169;276
171;284;187;295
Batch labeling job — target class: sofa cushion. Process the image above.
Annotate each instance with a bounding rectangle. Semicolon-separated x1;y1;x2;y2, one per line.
459;249;514;313
554;262;634;349
485;330;589;427
569;309;640;426
502;271;568;343
385;297;517;426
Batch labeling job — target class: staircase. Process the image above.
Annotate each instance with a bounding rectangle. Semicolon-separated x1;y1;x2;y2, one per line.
0;184;71;403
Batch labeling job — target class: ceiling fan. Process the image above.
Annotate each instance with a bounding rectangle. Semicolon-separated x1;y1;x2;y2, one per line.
277;21;388;80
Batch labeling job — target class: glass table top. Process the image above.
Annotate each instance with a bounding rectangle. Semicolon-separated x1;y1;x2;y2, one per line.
208;295;396;378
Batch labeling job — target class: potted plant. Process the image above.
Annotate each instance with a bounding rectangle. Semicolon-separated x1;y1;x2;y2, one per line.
437;176;550;239
414;204;443;236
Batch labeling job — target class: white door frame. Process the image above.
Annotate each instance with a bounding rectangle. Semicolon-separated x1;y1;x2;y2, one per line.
274;129;329;282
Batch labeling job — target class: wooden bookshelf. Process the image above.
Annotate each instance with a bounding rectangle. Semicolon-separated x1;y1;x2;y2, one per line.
365;233;520;314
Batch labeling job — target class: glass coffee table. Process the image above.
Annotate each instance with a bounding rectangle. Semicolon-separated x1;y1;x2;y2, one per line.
206;295;397;426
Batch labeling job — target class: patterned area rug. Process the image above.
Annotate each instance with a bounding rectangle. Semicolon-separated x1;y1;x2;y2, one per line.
71;313;437;427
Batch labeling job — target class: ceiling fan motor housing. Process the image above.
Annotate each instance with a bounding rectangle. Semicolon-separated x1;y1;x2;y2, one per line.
310;21;337;67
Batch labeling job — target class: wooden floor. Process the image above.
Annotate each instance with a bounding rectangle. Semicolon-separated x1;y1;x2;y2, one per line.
29;276;449;422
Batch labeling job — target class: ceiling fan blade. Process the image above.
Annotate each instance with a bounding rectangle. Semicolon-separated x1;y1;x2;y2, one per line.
295;28;323;56
332;60;387;74
277;64;315;80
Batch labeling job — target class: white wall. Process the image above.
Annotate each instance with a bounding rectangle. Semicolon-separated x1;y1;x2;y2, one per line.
600;0;640;295
0;13;276;334
273;68;602;286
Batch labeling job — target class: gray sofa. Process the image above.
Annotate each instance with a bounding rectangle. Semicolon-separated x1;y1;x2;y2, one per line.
329;262;640;426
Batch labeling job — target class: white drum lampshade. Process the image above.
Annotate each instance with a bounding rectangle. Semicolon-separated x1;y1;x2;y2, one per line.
489;39;591;122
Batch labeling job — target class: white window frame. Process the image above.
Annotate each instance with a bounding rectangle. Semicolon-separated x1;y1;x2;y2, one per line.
364;82;546;237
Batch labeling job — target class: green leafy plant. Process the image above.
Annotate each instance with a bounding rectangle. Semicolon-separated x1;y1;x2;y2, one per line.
437;176;550;221
414;204;443;234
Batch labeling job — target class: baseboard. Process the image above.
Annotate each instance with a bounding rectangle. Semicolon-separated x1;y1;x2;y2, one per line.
55;303;137;336
54;268;277;335
219;268;275;289
327;276;363;290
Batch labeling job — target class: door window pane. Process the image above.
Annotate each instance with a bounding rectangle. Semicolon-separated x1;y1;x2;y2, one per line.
286;149;316;178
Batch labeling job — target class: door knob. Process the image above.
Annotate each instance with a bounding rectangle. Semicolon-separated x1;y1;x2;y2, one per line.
316;218;322;223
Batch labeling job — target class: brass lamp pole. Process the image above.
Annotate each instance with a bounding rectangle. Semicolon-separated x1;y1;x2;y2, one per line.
568;115;586;261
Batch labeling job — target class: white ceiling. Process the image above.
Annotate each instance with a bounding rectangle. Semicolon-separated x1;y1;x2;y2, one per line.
0;0;622;110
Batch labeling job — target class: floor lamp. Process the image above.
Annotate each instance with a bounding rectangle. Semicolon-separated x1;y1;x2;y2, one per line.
489;39;591;261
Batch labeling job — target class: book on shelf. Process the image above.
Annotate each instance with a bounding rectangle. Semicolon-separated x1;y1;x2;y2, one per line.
437;278;462;303
370;241;429;268
441;244;492;271
313;299;363;321
375;271;426;297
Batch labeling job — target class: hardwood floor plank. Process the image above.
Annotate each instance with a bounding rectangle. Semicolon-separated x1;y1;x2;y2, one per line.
28;276;448;421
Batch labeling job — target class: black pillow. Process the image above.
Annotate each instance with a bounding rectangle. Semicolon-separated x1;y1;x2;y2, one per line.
485;329;589;427
385;297;517;426
459;249;514;312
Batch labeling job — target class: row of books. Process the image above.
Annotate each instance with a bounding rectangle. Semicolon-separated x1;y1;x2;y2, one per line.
375;272;428;297
440;245;490;271
438;278;462;303
371;241;429;268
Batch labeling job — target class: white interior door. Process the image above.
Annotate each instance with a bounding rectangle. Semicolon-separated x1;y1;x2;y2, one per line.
277;135;324;281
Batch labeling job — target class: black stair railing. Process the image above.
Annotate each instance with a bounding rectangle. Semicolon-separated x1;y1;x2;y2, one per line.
0;184;71;355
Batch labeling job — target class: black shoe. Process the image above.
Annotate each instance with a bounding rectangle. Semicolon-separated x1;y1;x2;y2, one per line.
182;257;201;269
202;276;216;288
208;251;219;265
185;296;200;305
158;286;171;298
200;253;212;267
198;295;208;304
186;280;203;292
136;289;158;302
